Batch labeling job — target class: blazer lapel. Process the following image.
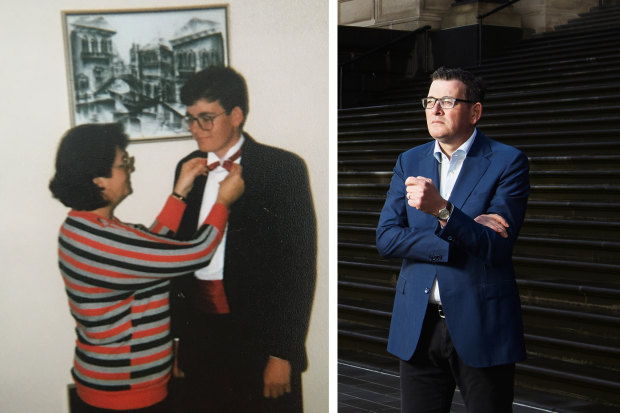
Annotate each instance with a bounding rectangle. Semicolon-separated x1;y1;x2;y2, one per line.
177;153;207;239
449;131;492;209
229;134;258;217
411;143;440;184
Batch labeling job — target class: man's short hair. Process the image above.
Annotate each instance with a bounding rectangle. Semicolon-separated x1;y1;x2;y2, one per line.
180;66;249;126
431;67;486;104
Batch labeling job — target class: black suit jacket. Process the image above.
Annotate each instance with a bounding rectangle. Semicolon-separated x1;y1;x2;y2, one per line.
170;134;317;371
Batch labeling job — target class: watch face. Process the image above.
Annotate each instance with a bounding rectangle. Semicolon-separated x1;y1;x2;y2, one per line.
438;204;451;220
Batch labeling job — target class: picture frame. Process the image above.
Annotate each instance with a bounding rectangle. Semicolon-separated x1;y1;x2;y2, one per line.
62;5;229;142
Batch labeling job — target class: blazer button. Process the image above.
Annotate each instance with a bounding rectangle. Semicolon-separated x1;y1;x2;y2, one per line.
424;288;430;294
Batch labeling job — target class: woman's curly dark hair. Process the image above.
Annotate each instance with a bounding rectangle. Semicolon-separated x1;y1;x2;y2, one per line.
49;123;128;210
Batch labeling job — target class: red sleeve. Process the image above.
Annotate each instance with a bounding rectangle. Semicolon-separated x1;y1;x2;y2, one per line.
202;202;229;234
152;196;187;234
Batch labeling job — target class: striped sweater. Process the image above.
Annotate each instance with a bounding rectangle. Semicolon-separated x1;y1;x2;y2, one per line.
57;196;228;410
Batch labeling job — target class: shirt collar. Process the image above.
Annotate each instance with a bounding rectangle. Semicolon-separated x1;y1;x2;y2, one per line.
433;129;477;163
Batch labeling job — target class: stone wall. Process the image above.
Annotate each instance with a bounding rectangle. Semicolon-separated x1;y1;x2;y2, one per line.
338;0;601;33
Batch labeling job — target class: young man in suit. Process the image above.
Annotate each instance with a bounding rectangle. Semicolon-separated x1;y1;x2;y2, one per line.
376;67;529;412
170;66;316;413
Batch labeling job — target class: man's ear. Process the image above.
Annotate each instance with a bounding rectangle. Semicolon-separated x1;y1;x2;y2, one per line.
231;106;244;128
471;102;482;125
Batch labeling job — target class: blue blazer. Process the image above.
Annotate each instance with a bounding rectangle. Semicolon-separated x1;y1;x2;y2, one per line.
376;130;529;368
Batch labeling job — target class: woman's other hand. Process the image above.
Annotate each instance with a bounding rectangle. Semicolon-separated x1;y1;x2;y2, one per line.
173;157;208;198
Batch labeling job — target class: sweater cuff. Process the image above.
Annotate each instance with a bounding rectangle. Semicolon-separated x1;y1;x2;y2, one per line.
202;202;229;234
155;195;187;233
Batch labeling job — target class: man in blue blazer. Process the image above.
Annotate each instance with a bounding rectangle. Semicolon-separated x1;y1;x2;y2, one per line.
376;67;529;412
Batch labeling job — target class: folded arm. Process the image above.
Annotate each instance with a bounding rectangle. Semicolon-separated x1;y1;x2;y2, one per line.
436;151;530;265
377;150;529;265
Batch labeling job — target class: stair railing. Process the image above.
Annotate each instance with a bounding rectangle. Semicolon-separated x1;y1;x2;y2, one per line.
338;25;431;109
477;0;522;66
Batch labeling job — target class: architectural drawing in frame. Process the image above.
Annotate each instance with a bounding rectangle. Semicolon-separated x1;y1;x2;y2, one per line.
62;6;229;141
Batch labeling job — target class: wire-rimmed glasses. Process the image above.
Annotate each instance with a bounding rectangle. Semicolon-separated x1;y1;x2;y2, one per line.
182;111;227;131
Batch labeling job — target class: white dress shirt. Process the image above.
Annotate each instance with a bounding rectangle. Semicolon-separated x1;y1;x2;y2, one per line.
194;136;245;281
428;130;477;304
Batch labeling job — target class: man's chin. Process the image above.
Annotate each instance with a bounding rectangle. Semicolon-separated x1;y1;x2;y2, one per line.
194;137;214;152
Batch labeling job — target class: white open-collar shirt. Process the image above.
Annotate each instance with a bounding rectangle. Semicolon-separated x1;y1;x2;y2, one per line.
429;129;477;304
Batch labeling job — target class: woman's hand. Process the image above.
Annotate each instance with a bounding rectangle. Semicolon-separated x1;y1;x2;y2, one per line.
216;164;245;207
173;157;208;198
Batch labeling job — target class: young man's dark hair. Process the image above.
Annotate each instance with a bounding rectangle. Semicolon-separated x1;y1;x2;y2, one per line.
180;66;249;128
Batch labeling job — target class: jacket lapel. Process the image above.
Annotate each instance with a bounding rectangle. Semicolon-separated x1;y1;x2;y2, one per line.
449;131;492;209
412;142;440;184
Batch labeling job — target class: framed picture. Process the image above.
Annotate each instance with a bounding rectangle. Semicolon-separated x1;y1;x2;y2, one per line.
62;5;229;141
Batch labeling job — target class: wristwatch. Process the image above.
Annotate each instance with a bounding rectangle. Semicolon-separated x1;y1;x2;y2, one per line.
437;202;453;221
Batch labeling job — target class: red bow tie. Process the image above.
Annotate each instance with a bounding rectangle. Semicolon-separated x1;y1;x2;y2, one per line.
207;148;242;171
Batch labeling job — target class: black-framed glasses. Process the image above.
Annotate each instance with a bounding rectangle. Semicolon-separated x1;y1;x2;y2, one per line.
422;96;477;109
113;154;135;172
183;111;227;131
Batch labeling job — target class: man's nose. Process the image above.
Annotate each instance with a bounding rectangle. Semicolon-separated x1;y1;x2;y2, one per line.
431;102;444;114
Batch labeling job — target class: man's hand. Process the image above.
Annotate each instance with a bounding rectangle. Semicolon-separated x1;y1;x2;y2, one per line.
475;213;509;238
263;356;291;399
405;176;447;216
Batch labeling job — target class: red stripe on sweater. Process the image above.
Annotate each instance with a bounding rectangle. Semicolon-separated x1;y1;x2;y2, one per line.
131;347;172;367
131;297;168;315
133;322;170;339
68;210;182;244
62;225;219;263
60;248;136;280
70;295;133;317
74;376;168;410
115;221;183;244
74;360;130;380
82;320;132;340
62;274;113;294
76;340;131;355
130;373;171;390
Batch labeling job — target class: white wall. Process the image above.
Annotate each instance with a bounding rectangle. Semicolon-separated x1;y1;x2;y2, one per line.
0;1;329;412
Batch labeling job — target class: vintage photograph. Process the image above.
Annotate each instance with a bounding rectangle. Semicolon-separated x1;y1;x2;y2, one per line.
62;6;228;140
